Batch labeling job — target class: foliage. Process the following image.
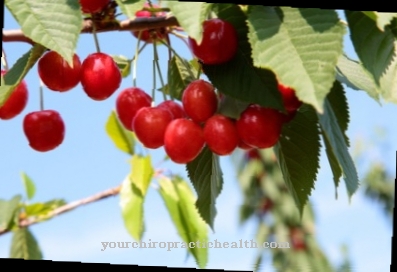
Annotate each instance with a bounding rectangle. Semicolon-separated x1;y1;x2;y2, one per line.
1;1;396;269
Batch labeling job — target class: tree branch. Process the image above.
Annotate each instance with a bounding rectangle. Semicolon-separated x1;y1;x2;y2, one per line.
2;16;180;45
0;185;121;236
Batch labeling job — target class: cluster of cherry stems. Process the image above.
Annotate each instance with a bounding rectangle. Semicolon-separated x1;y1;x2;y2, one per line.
0;0;302;163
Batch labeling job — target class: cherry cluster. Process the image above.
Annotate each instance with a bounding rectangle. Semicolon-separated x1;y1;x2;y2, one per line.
115;78;302;164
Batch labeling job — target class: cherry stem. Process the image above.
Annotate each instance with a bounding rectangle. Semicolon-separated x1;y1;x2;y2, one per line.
1;49;9;70
152;48;156;101
153;43;167;101
91;17;101;53
132;31;143;87
39;79;45;111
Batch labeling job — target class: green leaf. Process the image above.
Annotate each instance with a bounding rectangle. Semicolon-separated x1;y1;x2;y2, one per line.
186;146;223;230
5;0;82;66
323;136;342;199
203;4;284;111
20;172;36;200
274;104;321;214
167;55;198;100
24;199;66;221
158;176;208;269
166;2;212;45
318;83;359;198
10;228;43;260
105;110;135;155
0;195;22;231
217;94;250;119
247;6;345;113
0;44;46;107
112;55;132;78
346;11;397;104
362;11;397;31
115;0;146;19
120;155;154;241
130;154;153;196
336;54;380;103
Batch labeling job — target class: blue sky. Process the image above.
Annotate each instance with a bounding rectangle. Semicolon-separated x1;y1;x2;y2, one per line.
1;6;395;271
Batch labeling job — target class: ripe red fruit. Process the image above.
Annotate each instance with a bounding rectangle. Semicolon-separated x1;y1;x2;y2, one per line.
0;71;28;120
157;100;186;119
203;114;239;155
38;51;81;92
188;18;238;65
116;87;152;131
81;53;121;101
132;107;173;149
289;227;307;251
79;0;110;13
238;140;254;150
23;110;65;152
132;3;166;43
164;118;205;164
182;80;218;123
236;104;284;149
277;82;302;112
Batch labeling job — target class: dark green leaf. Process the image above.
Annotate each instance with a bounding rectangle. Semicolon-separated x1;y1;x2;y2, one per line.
5;0;82;66
218;94;250;119
203;4;284;111
10;228;43;259
186;146;223;230
362;11;397;31
158;176;208;268
0;44;46;107
318;86;359;198
167;55;197;100
105;110;135;156
0;195;21;231
346;11;397;104
247;6;345;113
274;104;321;214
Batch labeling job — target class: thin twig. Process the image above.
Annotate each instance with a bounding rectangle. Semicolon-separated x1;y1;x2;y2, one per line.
0;185;121;236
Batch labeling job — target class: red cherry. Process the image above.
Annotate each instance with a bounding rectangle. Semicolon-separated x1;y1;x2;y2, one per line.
188;18;238;65
281;109;298;123
182;80;218;123
23;110;65;152
132;107;173;149
203;114;239;155
115;87;152;131
157;100;186;119
79;0;110;13
245;149;261;160
164;118;205;164
0;70;28;120
81;53;121;101
132;3;166;43
38;51;81;92
236;104;284;149
289;227;307;251
277;82;302;112
238;140;254;150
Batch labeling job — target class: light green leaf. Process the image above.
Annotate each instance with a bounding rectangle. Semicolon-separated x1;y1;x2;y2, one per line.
120;155;154;241
167;55;197;100
112;55;132;78
24;199;66;221
20;172;36;200
129;154;154;196
318;85;359;198
10;228;43;259
203;4;284;111
186;146;223;230
105;110;135;155
247;6;345;113
115;0;146;19
274;104;321;214
0;195;22;231
346;11;397;104
0;44;46;107
158;176;208;269
166;2;212;45
362;11;397;31
336;54;380;103
5;0;82;66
